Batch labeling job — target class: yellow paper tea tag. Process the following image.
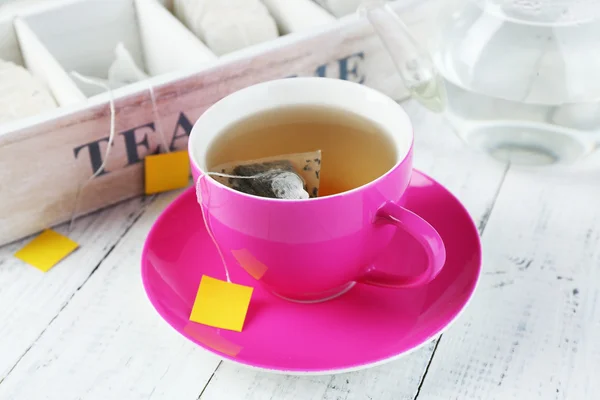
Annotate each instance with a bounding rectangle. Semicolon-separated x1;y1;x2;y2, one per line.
144;150;190;195
189;275;254;332
14;229;79;272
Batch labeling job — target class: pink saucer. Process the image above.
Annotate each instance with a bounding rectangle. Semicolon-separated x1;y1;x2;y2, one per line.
141;170;481;374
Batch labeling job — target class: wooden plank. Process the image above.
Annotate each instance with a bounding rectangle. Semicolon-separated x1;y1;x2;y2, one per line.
0;0;437;247
0;190;221;400
0;195;152;381
201;342;438;400
0;101;509;399
415;166;600;399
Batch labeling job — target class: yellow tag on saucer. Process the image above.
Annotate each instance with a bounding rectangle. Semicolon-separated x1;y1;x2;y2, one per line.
189;275;254;332
14;229;79;272
144;151;190;194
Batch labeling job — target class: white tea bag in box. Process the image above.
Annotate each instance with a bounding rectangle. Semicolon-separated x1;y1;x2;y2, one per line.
210;150;322;199
261;0;336;34
174;0;279;55
70;42;148;96
0;59;57;124
312;0;363;18
107;42;149;87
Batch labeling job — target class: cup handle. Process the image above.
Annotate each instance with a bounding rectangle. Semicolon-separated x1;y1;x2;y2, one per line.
358;202;446;288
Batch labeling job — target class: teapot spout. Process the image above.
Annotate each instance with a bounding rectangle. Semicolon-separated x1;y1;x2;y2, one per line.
359;1;445;112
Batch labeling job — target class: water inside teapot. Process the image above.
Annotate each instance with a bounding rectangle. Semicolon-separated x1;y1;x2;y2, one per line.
433;0;600;165
363;0;600;166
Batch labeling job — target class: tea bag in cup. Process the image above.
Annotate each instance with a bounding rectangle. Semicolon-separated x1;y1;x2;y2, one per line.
209;150;321;199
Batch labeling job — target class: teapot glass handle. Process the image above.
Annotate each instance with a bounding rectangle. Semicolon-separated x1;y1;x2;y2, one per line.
358;0;446;112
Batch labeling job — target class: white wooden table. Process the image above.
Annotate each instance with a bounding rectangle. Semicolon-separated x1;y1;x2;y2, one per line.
1;100;598;400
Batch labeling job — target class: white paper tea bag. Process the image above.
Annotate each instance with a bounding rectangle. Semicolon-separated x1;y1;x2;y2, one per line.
210;150;322;199
0;59;57;124
107;42;149;87
173;0;279;55
261;0;336;34
71;42;148;96
312;0;363;17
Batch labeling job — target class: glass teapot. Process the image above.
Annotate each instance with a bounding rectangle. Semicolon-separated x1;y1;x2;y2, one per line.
359;0;600;166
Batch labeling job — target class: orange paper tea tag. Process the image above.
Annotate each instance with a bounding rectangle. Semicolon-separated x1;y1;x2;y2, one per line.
189;275;254;332
183;322;243;357
231;249;268;280
14;229;79;272
144;150;190;194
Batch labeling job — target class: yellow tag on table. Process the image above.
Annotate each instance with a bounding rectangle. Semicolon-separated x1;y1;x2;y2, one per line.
144;150;190;195
14;229;79;272
189;275;254;332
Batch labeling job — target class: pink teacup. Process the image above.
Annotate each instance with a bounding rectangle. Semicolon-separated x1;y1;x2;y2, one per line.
188;77;446;302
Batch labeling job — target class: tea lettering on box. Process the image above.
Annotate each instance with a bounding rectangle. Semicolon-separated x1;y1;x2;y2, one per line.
72;112;195;175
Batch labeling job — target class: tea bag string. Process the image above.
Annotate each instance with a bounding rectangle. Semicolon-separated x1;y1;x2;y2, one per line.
146;82;170;153
195;170;280;283
67;76;165;233
68;72;117;232
196;172;232;282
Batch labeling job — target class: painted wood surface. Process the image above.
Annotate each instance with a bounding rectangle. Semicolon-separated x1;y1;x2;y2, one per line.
0;191;222;400
0;4;596;400
415;164;600;400
0;196;153;381
0;100;511;399
0;0;436;247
